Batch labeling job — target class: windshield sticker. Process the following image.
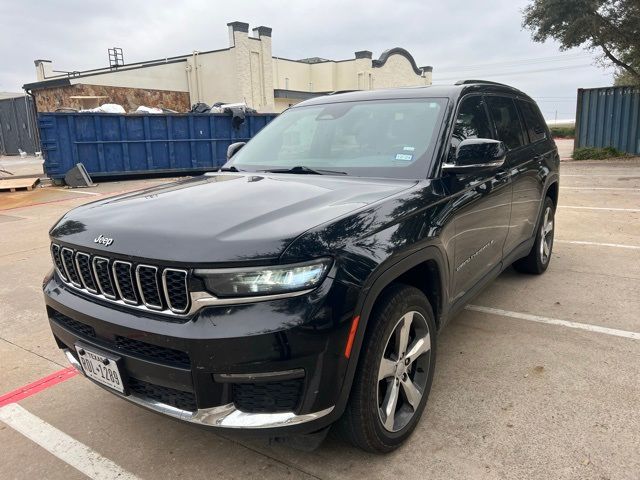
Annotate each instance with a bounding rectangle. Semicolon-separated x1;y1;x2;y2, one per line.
403;146;415;152
395;154;413;161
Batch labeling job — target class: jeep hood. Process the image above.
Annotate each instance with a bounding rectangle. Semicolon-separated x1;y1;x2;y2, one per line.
50;173;416;264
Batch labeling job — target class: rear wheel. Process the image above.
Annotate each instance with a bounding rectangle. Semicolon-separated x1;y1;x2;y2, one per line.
339;284;436;453
513;196;555;274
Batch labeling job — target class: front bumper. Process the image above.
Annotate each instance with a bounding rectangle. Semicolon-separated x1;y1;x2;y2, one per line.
63;349;334;429
44;271;357;434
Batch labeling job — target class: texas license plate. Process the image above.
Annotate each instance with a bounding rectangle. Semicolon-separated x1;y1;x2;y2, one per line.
75;344;125;393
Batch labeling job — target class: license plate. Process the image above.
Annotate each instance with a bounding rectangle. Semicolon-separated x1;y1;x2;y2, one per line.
75;344;125;393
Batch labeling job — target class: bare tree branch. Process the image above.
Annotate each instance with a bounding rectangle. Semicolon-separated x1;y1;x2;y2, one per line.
599;42;640;81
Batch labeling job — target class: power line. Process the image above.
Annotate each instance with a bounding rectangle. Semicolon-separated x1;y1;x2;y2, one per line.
433;63;595;82
436;53;591;73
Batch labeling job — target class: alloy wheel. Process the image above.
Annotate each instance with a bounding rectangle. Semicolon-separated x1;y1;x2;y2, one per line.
539;206;554;264
377;310;431;432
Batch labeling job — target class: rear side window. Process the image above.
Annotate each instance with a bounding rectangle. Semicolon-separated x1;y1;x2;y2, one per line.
450;96;494;159
486;96;526;149
517;100;547;143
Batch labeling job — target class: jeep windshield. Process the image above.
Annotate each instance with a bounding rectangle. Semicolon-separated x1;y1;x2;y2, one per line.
225;98;448;179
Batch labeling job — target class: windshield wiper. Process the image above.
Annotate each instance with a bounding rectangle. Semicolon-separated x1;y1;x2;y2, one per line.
261;166;347;175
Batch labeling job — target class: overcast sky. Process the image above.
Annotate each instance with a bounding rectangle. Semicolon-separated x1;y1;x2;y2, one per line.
0;0;615;120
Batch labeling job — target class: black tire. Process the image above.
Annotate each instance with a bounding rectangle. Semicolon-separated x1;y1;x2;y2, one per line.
339;284;437;453
513;196;555;274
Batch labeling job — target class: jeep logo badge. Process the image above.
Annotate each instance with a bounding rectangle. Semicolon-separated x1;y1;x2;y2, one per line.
94;234;114;247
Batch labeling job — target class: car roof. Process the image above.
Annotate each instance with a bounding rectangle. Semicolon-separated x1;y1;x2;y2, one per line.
295;82;533;108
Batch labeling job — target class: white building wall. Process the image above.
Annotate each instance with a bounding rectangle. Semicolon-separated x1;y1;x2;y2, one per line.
68;62;189;92
370;55;429;89
33;23;432;114
310;62;336;92
226;24;275;112
273;51;430;95
189;50;236;105
273;58;311;91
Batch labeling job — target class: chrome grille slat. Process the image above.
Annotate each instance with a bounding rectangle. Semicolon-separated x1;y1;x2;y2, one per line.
50;243;191;317
162;269;189;314
92;256;117;300
112;261;137;304
61;247;81;287
50;244;67;282
75;252;98;293
136;265;163;310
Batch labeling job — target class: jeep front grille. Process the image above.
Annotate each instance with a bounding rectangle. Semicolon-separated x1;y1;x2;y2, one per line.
113;261;137;304
50;244;67;282
61;247;81;287
51;243;190;316
76;252;97;293
93;256;116;299
137;265;163;310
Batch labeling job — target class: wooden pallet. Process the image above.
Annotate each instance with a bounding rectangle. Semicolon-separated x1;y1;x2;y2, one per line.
0;177;40;192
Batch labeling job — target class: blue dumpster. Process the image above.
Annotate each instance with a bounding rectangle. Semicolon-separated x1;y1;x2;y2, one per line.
39;112;277;182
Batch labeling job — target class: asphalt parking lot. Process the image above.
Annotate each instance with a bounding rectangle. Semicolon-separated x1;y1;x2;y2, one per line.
1;155;639;480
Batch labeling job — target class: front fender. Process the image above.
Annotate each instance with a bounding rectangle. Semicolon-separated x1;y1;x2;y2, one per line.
331;244;449;418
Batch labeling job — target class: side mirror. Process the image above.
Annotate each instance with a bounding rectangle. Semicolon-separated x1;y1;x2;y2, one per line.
226;141;246;160
442;138;506;174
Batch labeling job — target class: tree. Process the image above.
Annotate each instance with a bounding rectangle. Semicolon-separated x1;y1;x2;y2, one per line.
522;0;640;85
614;69;638;86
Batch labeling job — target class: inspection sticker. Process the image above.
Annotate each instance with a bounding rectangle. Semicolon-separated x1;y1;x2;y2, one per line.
395;154;413;161
403;146;415;151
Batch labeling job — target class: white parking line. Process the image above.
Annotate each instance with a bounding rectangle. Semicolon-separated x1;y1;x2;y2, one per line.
466;305;640;341
562;174;640;177
559;206;640;213
560;187;640;191
555;240;640;250
0;403;140;480
55;189;100;196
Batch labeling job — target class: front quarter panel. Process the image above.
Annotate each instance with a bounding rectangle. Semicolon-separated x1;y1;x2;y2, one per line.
281;180;453;417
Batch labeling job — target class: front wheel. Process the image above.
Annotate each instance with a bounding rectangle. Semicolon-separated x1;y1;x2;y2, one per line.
339;284;437;453
513;196;555;274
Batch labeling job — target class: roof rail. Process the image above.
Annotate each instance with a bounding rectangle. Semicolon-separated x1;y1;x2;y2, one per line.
454;79;510;87
327;90;358;95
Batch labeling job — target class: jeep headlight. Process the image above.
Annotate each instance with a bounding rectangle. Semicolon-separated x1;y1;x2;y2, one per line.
195;258;332;297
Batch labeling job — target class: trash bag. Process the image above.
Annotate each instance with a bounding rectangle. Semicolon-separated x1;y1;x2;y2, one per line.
99;104;126;114
135;106;163;114
223;106;246;129
79;104;126;114
190;102;211;114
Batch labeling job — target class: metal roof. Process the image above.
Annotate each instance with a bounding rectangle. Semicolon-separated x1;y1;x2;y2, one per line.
0;92;27;100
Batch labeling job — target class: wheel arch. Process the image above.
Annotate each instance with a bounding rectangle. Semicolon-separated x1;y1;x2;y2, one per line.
545;180;559;206
357;246;449;331
334;246;449;415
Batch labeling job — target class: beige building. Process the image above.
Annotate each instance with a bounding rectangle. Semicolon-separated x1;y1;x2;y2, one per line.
25;21;433;113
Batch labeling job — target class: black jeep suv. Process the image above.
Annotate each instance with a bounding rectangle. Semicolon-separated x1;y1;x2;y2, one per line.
44;81;558;453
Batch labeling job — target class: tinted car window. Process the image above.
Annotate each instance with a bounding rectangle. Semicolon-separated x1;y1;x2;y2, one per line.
517;99;547;143
450;96;493;152
486;96;526;149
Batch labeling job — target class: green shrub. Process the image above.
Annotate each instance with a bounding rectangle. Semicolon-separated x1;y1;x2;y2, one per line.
549;125;575;138
572;146;627;160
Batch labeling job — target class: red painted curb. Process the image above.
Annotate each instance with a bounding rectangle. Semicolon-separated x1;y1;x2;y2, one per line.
0;367;78;407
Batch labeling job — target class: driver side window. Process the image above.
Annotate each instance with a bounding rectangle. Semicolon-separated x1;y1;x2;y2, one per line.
450;96;493;161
